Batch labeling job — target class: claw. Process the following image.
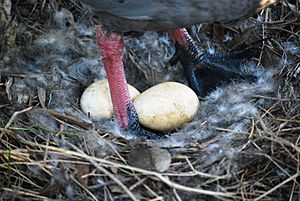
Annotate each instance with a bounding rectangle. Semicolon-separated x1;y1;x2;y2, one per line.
170;40;263;97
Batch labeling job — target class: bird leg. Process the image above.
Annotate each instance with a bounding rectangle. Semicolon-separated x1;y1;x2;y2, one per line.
96;26;161;139
168;28;259;97
168;28;204;96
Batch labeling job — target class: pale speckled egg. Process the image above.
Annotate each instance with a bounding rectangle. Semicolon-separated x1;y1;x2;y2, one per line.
80;79;140;121
133;82;199;132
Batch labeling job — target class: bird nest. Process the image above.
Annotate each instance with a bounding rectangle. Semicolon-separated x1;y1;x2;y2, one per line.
0;0;299;200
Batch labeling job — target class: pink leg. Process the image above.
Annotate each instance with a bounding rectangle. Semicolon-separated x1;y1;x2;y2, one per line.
96;26;160;139
96;26;131;129
167;28;191;49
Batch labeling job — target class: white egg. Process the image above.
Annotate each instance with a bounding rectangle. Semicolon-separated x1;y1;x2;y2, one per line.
134;82;199;132
80;79;140;121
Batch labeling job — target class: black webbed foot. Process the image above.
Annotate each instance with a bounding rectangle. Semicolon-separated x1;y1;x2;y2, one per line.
170;39;261;97
125;103;164;140
170;39;204;96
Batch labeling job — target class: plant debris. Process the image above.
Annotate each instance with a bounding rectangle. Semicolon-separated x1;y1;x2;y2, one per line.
0;0;299;200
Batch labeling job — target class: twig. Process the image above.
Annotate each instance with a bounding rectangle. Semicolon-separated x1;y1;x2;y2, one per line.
71;176;99;201
263;136;300;154
4;107;33;129
185;156;229;179
1;187;48;199
70;144;139;201
253;173;299;201
23;141;236;198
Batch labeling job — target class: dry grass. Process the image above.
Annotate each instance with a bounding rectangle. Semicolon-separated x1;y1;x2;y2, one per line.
0;0;299;200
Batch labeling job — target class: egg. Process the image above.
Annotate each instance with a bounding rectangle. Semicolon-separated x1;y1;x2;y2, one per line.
134;82;199;132
80;79;140;121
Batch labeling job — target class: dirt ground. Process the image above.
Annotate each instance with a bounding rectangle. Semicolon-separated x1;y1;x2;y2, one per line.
0;0;299;200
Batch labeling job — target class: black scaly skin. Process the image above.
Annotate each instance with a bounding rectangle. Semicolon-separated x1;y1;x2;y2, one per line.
124;37;262;140
126;103;163;139
170;35;260;97
70;66;162;139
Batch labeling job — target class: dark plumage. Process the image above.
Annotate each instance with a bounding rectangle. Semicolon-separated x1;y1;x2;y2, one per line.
81;0;276;139
82;0;267;32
